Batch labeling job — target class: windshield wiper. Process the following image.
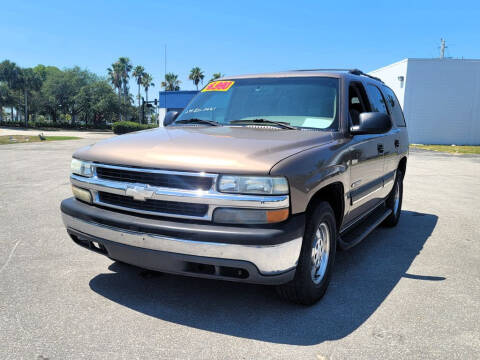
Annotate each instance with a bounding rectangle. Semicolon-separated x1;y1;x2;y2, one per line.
174;118;221;126
229;118;297;130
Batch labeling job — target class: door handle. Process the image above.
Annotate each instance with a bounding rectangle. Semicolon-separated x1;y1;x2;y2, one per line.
377;144;384;153
394;139;400;148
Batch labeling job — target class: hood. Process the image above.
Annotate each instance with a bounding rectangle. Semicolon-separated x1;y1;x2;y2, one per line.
74;126;333;174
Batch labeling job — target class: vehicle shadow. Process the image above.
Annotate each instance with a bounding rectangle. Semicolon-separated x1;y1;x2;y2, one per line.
89;210;439;345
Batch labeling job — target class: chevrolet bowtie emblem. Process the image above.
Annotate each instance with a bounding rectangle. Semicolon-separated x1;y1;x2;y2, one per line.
125;185;155;201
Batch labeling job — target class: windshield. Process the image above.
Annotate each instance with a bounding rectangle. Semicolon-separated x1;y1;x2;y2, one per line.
175;77;339;130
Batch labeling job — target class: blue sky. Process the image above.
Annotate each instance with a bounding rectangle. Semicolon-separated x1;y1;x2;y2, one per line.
2;0;479;97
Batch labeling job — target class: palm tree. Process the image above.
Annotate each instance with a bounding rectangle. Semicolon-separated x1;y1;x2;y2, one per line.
117;57;132;106
132;65;145;109
189;67;205;90
140;73;154;123
161;73;181;91
107;62;123;120
209;72;224;82
142;73;154;103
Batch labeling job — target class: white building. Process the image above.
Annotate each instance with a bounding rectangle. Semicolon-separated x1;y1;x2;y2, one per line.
370;58;480;145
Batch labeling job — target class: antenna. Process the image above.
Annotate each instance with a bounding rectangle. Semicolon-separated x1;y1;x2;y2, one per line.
440;38;447;59
164;44;167;112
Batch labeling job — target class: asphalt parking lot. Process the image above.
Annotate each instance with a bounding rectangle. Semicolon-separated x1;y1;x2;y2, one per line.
1;137;479;360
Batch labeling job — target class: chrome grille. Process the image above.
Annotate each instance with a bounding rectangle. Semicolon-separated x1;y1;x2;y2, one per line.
96;166;213;190
98;192;208;217
70;163;289;221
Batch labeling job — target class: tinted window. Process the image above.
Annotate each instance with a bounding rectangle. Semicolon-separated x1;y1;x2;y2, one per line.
366;84;388;114
348;82;370;126
382;86;406;127
176;77;339;130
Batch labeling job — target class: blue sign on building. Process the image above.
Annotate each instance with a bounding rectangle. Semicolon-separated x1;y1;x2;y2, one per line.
158;91;198;112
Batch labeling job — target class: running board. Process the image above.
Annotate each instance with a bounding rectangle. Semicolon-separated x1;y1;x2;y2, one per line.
338;207;392;250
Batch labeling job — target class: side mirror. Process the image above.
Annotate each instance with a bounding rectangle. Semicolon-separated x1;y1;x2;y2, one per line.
163;111;179;126
350;112;392;135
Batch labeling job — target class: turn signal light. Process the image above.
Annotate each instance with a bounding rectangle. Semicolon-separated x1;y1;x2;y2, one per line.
213;207;289;224
266;208;289;223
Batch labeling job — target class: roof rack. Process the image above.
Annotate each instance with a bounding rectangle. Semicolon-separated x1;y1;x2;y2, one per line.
291;68;383;83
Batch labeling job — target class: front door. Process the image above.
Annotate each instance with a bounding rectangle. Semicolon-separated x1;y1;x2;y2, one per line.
344;82;386;225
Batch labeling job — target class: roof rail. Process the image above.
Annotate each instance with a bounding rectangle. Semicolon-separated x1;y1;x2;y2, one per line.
348;69;383;82
291;68;383;83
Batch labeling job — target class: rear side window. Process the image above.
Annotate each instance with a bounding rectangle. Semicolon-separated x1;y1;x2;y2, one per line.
382;86;406;127
366;84;388;114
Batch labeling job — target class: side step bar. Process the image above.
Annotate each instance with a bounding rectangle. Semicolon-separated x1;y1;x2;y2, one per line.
338;206;392;250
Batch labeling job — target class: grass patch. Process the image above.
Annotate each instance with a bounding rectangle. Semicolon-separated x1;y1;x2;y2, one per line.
410;144;480;154
0;135;81;145
44;136;80;141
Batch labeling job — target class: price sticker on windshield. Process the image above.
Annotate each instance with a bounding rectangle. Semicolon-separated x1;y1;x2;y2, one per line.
202;80;235;92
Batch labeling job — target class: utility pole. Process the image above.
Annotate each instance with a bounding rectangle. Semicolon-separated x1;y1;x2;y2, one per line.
440;38;447;59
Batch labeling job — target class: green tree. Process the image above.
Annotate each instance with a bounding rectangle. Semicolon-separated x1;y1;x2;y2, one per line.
16;67;43;126
141;73;154;123
76;80;120;126
40;67;93;124
0;60;21;121
116;57;133;121
161;73;181;91
142;73;154;103
36;66;62;122
118;57;132;104
107;62;123;120
209;72;224;82
0;83;12;121
64;67;95;124
189;67;205;90
132;65;145;109
0;61;44;126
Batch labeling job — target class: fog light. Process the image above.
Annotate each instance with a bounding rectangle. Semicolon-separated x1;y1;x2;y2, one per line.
72;185;92;204
213;208;289;224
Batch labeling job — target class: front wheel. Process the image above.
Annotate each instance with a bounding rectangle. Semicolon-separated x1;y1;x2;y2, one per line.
276;201;337;305
382;169;404;227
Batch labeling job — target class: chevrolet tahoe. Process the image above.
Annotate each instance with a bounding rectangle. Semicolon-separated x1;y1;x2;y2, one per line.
61;69;408;304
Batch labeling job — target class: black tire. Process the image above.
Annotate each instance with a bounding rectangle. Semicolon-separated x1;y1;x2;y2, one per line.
276;201;337;305
382;169;404;227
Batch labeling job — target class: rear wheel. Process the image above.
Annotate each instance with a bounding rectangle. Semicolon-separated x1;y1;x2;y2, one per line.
382;169;403;227
276;201;336;305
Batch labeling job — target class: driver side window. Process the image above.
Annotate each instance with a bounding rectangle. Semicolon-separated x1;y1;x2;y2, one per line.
348;82;370;126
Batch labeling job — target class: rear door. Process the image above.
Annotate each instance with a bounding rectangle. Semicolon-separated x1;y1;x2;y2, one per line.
381;85;408;192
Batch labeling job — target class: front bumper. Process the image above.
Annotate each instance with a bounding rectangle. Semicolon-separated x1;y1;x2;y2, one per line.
61;198;305;285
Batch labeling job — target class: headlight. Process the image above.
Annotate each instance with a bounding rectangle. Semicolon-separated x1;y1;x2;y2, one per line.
71;158;93;177
218;175;288;195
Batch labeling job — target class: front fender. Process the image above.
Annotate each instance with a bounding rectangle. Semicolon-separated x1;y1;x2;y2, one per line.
269;138;351;215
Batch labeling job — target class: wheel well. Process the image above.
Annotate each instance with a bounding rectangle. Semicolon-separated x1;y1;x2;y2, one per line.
398;157;407;177
306;182;344;230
